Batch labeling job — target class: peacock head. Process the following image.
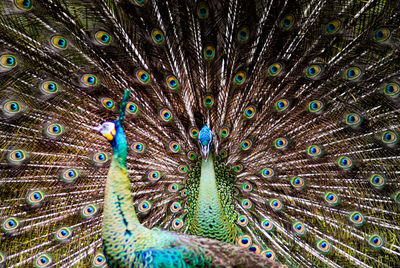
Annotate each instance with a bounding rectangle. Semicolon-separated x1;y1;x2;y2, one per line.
199;125;213;160
93;121;117;141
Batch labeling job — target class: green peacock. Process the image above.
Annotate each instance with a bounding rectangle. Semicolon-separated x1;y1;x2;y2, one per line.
1;0;400;267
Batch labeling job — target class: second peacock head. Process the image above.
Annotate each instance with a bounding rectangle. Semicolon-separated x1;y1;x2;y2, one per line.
199;125;213;161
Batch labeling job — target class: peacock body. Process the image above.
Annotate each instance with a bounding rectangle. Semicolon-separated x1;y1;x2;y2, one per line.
0;0;400;267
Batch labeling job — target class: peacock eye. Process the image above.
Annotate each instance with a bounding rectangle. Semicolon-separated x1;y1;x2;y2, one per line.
126;102;139;115
383;82;399;97
14;0;33;11
51;36;68;50
35;254;52;267
233;164;243;173
241;182;252;192
219;150;227;158
81;74;98;87
316;239;331;254
275;99;289;112
237;27;249;42
268;63;282;76
148;171;161;181
61;168;79;183
0;55;17;70
261;167;274;178
27;190;45;205
4;101;22;115
306;145;323;157
168;183;180;193
373;28;390;42
169;141;180;153
307;100;324;113
344;67;362;80
274;137;288;149
243;105;256;119
238;235;252;248
280;14;295;30
45;123;64;137
101;98;115;110
81;204;97;219
2;217;19;232
345;113;361;126
55;227;72;242
170;201;182;213
290;176;305;190
136;70;150;84
8;149;26;164
152;29;165;45
292;221;306;236
160;108;173;122
93;152;109;164
219;126;230;138
172;218;184;230
177;164;188;173
197;2;209;19
41;81;59;94
337;156;353;169
369;174;385;189
262;249;275;260
187;151;197;161
269;198;283;211
189;127;199;139
138;200;152;213
131;142;145;153
237;215;248;226
241;198;253;209
368;234;384;249
261;218;274;232
166;75;180;90
349;211;365;227
234;72;246;86
241;139;252;150
203;45;215;61
324;192;339;206
203;95;214;109
94;30;111;45
325;20;341;34
305;65;323;79
92;253;106;267
381;131;397;145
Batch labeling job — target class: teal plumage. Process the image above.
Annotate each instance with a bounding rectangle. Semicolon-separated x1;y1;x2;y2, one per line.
0;0;400;267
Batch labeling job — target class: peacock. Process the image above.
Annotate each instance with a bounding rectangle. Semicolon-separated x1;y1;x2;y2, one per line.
0;0;400;267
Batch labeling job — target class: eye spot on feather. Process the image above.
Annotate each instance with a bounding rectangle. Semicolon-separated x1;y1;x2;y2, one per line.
307;100;324;113
0;55;17;70
26;190;45;205
40;81;59;94
244;105;256;119
219;126;230;138
280;14;295;30
269;199;283;212
260;218;274;232
166;75;180;90
345;113;361;126
92;252;106;267
381;131;397;145
275;99;289;112
8;149;26;164
261;168;275;179
160;108;173;122
237;215;248;226
2;217;19;233
189;127;199;139
136;70;150;84
383;82;399;97
92;152;109;165
133;0;147;7
138;200;152;213
203;95;214;109
262;249;275;260
241;139;252;150
306;145;323;158
238;235;252;248
219;149;228;159
51;36;68;50
3;100;22;115
178;165;188;173
241;199;253;209
170;201;182;213
95;31;111;45
152;29;165;45
197;2;209;19
125;102;139;115
172;218;184;230
323;192;340;206
337;156;353;169
394;191;400;204
14;0;33;11
344;67;361;80
305;65;322;79
61;168;79;183
148;171;161;182
187;151;198;161
45;123;64;138
168;183;180;193
233;164;243;173
290;176;306;190
368;234;384;250
181;189;188;197
234;72;246;86
81;204;97;219
241;182;252;192
373;28;390;42
316;239;331;254
237;27;249;43
81;74;98;87
169;141;181;153
292;221;306;236
369;174;385;189
349;211;365;227
55;227;72;242
326;20;341;34
268;63;282;76
203;45;215;61
274;138;288;149
35;254;52;267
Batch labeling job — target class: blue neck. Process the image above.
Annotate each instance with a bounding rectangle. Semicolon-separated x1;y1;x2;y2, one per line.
110;121;127;168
